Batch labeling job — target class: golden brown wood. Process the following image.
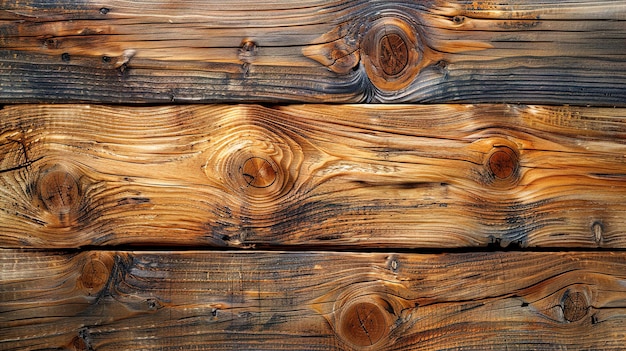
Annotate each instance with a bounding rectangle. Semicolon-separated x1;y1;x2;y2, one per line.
1;104;625;249
0;0;624;104
1;250;625;350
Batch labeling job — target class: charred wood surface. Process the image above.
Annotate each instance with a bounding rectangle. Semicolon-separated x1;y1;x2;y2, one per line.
0;0;624;104
1;250;625;350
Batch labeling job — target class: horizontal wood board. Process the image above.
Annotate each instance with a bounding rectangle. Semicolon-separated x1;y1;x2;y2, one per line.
1;250;625;350
1;104;625;249
1;0;625;104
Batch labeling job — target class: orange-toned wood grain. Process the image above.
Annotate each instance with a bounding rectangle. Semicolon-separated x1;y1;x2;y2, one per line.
0;0;624;104
1;104;625;249
1;250;625;350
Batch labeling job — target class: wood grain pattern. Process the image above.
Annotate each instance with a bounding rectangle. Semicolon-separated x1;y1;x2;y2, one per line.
1;104;625;249
1;0;625;104
1;250;625;350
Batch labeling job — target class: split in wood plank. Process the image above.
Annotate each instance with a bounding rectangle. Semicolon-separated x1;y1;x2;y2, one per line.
1;250;625;350
1;104;625;249
0;1;625;104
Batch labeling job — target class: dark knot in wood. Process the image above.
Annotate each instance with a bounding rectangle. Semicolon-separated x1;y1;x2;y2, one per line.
241;157;277;188
339;301;387;347
359;17;422;92
488;147;517;180
39;170;80;216
562;290;588;322
379;33;408;76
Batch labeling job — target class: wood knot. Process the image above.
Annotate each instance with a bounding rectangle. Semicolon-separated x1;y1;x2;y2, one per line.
205;114;302;204
78;253;113;295
361;17;422;91
69;335;88;351
241;156;276;188
562;290;589;322
340;301;387;347
379;33;408;76
488;148;516;180
37;167;81;224
485;145;519;185
239;40;257;61
239;40;258;75
592;221;603;245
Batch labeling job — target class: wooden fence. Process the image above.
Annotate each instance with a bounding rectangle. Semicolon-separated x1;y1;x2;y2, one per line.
1;1;625;350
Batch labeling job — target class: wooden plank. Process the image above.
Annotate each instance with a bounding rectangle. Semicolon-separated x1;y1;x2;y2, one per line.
1;0;625;104
1;250;625;350
1;104;625;249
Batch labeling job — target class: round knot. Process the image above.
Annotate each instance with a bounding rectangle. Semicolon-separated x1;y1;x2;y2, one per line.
70;335;88;351
203;113;302;204
78;253;113;295
483;144;520;186
361;17;422;91
488;148;517;180
39;170;79;215
241;157;277;188
36;165;83;226
379;33;409;76
562;290;589;322
339;301;388;347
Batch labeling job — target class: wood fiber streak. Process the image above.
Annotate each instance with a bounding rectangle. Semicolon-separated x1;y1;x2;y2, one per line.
0;0;625;104
1;104;625;249
1;250;625;350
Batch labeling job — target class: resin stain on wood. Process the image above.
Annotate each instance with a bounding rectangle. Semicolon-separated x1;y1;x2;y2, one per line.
1;250;625;350
1;104;625;249
0;0;625;104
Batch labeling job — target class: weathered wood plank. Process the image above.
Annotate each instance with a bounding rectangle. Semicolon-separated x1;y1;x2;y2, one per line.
1;0;625;104
1;250;625;350
1;104;625;249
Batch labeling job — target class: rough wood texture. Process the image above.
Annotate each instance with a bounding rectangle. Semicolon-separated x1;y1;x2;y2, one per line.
1;0;625;104
1;250;625;350
1;104;625;249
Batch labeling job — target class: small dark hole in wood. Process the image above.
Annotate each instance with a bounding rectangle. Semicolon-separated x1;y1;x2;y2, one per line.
100;7;110;15
61;53;71;62
147;298;158;310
